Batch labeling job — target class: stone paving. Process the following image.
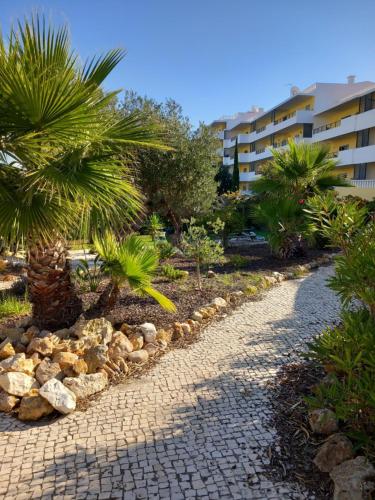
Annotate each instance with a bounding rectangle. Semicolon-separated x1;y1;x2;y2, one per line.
0;266;341;499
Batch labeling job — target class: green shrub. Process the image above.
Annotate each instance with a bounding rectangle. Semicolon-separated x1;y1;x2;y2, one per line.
329;222;375;319
306;309;375;456
228;254;248;269
156;240;176;261
0;295;31;318
161;264;188;281
75;255;102;292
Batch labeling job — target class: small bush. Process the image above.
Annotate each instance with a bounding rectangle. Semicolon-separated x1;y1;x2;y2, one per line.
306;309;375;457
244;285;258;296
75;255;102;292
161;264;188;281
156;240;176;261
228;254;248;269
0;295;31;318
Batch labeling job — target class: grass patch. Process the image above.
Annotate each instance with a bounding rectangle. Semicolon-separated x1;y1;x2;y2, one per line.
0;295;31;319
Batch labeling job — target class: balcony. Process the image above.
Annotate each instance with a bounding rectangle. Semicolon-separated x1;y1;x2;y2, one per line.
223;138;236;149
245;109;314;143
350;179;375;188
312;108;375;142
238;152;252;162
237;133;252;144
223;156;234;166
239;172;261;182
335;144;375;166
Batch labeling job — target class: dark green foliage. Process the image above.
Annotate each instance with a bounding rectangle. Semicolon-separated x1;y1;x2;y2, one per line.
306;309;375;457
231;140;239;192
155;240;177;261
215;163;233;195
75;255;102;292
161;264;188;281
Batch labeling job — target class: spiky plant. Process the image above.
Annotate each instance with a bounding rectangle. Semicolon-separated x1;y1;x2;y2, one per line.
251;139;348;197
0;17;167;329
93;231;176;313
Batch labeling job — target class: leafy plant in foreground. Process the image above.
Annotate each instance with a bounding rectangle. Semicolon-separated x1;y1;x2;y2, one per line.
94;231;176;313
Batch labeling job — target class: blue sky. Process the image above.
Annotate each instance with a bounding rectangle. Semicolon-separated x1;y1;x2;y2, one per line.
2;0;375;126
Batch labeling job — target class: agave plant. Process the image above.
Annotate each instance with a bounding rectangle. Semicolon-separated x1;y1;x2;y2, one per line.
0;17;167;329
94;231;176;313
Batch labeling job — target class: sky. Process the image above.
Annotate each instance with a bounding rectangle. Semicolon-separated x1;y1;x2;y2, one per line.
1;0;375;127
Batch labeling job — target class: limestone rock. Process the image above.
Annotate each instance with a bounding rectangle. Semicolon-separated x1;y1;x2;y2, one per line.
181;323;191;335
313;434;354;472
18;393;54;421
207;270;215;278
39;378;76;414
35;358;63;385
263;276;278;286
128;332;144;351
0;338;15;360
63;372;108;400
108;331;133;361
0;327;24;342
72;359;88;375
53;328;71;340
0;390;19;412
330;456;375;500
0;372;39;396
156;329;172;344
0;353;35;376
27;337;54;356
309;408;338;435
53;352;79;372
172;322;184;340
73;317;113;345
15;316;32;329
211;297;227;309
127;349;149;364
191;311;203;322
84;345;108;373
140;323;157;343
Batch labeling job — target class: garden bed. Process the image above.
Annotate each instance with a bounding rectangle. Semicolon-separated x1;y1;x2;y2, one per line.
80;245;336;330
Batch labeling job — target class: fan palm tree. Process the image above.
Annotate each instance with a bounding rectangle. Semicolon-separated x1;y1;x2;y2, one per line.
251;139;347;198
93;231;176;313
0;17;167;329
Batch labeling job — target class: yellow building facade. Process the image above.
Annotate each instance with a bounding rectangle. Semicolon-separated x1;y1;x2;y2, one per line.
211;78;375;199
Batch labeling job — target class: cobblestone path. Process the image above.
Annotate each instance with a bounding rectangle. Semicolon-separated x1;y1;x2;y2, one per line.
0;266;341;499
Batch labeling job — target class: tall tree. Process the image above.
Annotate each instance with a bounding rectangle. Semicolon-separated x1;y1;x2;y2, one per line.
231;139;240;191
0;17;165;329
119;91;220;238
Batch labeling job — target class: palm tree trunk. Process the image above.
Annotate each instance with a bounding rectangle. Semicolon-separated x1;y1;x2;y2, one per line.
96;281;120;314
27;240;82;330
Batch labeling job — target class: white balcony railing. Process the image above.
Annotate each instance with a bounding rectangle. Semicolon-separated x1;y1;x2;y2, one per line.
350;179;375;188
223;138;236;149
237;133;252;144
312;108;375;143
223;156;234;166
336;144;375;165
239;172;261;182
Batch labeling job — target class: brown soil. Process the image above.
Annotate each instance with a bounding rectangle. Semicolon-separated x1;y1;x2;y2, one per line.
81;245;334;330
267;362;332;499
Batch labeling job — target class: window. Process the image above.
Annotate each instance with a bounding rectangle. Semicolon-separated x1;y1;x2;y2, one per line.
339;144;349;151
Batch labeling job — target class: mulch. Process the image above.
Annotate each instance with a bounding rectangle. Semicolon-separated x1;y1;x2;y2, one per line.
80;244;335;330
266;362;333;499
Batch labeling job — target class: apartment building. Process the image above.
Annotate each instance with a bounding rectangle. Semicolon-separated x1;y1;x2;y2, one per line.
211;77;375;199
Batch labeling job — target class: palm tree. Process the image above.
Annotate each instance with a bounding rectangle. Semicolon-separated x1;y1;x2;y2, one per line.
251;139;347;198
251;140;348;259
93;231;176;314
0;17;166;329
